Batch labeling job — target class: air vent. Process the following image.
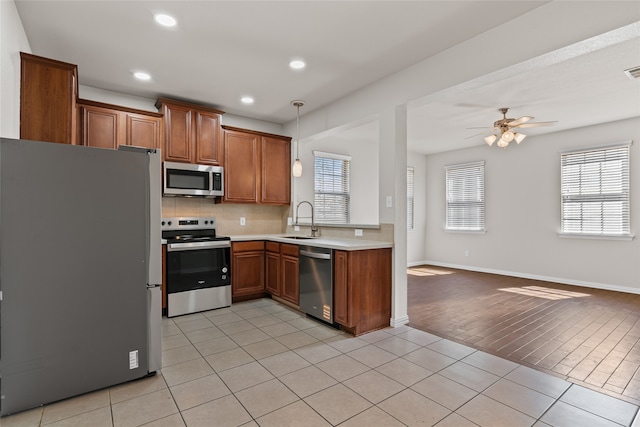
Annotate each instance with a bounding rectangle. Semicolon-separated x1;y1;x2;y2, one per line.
624;66;640;80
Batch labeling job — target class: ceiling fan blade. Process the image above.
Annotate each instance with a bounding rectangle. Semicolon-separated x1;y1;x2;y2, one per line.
516;121;557;128
506;116;533;127
466;126;493;130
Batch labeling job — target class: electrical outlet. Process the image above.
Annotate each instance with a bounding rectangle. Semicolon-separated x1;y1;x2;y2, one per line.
355;229;363;237
465;250;469;257
240;217;246;226
386;196;393;208
287;217;293;225
294;225;300;232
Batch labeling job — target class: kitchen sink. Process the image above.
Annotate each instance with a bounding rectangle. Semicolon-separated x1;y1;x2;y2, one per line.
282;236;316;240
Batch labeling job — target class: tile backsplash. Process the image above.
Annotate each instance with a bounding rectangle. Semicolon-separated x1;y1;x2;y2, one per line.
162;197;288;235
162;197;393;242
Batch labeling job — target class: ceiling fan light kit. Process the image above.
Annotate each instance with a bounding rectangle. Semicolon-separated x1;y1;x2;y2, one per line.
479;107;554;149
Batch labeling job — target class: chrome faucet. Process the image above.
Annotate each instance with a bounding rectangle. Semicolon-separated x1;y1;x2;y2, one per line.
296;201;319;237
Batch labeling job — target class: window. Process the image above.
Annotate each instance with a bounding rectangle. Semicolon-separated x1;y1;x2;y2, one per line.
314;151;351;224
407;167;415;230
561;143;631;236
445;161;485;231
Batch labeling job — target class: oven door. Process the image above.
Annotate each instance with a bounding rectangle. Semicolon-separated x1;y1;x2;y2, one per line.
166;241;230;294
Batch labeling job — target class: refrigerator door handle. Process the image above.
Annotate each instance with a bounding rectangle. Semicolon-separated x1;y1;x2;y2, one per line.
146;283;162;289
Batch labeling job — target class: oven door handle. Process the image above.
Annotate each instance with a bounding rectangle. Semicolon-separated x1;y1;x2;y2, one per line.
167;241;230;251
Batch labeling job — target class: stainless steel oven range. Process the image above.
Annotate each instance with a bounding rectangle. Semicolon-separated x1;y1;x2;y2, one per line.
162;217;231;317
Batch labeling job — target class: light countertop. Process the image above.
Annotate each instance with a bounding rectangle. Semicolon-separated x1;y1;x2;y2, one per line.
229;234;393;251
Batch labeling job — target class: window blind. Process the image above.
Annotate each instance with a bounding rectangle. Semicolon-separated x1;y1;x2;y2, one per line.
407;167;415;230
561;144;630;235
314;155;350;224
445;161;485;231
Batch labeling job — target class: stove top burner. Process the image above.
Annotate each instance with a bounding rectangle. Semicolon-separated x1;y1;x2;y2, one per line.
161;217;229;243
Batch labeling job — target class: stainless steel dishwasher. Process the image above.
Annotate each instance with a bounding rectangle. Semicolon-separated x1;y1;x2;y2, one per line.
299;245;333;323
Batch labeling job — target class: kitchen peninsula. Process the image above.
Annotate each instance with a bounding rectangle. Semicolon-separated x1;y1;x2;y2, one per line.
230;235;393;336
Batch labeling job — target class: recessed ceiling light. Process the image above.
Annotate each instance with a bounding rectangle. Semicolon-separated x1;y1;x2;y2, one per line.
289;59;306;70
154;13;177;27
241;96;255;105
133;71;151;81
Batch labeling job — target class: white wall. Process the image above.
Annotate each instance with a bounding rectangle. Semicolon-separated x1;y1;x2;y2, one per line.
407;151;427;265
1;0;31;138
424;117;640;293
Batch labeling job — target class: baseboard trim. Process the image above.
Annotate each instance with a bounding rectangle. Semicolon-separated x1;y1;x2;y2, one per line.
408;260;429;268
419;261;640;295
390;315;410;327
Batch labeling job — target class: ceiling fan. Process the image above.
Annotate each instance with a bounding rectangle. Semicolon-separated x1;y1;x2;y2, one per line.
468;108;556;148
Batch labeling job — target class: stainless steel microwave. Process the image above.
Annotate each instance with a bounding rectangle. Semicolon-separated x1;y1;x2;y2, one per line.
163;161;224;198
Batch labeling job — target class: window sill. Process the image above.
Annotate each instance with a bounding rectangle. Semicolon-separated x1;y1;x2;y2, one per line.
557;233;635;241
445;229;486;235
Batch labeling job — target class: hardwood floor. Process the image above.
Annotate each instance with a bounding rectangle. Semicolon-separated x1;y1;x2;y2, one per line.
407;265;640;405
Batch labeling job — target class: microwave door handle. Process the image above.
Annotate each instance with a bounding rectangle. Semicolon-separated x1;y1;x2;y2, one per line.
210;172;214;193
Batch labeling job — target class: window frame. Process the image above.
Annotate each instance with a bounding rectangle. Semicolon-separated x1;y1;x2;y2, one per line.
559;141;633;240
445;161;486;233
313;151;351;225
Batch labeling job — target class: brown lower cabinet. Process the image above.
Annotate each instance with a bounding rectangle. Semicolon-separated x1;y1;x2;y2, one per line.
265;242;281;296
280;244;299;305
334;248;392;336
253;241;299;304
231;241;266;301
232;240;391;336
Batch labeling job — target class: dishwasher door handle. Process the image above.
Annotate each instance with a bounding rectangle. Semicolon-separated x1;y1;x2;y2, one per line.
300;250;331;260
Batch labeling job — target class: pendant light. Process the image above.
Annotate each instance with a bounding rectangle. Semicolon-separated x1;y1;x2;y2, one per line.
291;100;305;177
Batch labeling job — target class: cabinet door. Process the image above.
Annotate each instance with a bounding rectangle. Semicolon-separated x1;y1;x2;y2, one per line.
224;130;260;203
162;103;193;163
333;250;351;326
232;251;265;297
20;53;78;145
281;255;299;305
265;251;281;296
126;113;161;149
261;136;291;205
195;111;223;165
79;105;120;149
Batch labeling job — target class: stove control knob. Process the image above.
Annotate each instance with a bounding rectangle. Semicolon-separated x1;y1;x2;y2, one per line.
161;221;165;226
168;221;172;226
222;267;228;273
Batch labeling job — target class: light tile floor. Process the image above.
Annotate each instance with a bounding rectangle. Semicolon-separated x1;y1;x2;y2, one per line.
3;298;640;427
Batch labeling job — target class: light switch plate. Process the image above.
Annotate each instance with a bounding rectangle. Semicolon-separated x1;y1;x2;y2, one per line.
355;229;363;236
240;217;246;226
287;217;293;225
386;196;393;208
294;225;300;232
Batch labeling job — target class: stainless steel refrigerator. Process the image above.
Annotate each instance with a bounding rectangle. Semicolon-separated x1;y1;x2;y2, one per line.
0;138;162;417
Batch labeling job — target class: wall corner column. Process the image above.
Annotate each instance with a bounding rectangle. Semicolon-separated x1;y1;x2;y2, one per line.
379;105;409;327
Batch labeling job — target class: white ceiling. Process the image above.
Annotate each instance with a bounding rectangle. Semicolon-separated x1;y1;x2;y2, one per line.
14;1;640;155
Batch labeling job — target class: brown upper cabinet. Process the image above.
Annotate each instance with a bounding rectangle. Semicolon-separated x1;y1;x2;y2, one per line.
77;100;162;150
20;52;78;145
155;98;224;165
223;126;291;205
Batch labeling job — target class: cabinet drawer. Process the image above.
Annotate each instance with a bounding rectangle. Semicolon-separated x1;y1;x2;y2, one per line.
266;241;280;253
281;243;299;257
232;241;265;252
